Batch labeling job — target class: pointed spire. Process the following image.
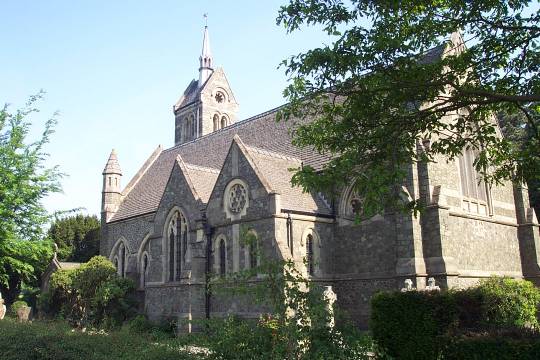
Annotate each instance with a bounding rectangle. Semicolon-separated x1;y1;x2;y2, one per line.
103;149;122;175
199;15;214;87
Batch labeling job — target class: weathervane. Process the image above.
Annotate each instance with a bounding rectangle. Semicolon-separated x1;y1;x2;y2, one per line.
204;13;208;27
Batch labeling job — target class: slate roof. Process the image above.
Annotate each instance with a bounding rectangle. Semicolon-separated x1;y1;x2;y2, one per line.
174;79;200;111
111;41;450;223
110;107;332;222
245;145;332;215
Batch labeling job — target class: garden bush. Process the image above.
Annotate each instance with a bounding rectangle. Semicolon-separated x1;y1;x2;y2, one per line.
370;277;540;359
0;318;202;360
443;333;540;360
10;300;29;315
39;256;136;328
371;290;457;360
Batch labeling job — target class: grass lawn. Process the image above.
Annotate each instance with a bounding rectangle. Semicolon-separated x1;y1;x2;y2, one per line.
0;318;207;360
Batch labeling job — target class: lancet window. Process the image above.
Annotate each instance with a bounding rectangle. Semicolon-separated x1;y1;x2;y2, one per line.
167;210;189;281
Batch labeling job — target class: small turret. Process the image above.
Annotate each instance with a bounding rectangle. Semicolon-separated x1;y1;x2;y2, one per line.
101;149;123;222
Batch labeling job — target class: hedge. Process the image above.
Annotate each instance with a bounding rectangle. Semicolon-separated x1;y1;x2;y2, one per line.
371;277;540;359
443;335;540;360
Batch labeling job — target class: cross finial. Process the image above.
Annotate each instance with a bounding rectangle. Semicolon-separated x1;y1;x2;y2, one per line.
204;13;208;27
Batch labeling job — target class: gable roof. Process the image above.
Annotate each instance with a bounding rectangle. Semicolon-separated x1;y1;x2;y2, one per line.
110;106;331;222
244;144;332;215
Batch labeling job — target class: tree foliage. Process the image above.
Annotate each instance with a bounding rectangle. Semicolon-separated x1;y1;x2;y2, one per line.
39;256;135;328
0;93;62;302
48;214;100;263
277;0;539;215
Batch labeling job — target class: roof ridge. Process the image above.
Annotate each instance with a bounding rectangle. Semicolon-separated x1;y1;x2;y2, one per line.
184;163;220;173
245;144;302;163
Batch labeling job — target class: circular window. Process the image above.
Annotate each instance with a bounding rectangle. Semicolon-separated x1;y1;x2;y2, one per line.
215;92;225;103
229;184;247;214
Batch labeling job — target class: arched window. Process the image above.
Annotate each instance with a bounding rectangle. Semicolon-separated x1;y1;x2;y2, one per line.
303;229;321;277
140;253;149;288
169;227;175;281
220;116;227;129
213;114;219;131
166;210;189;282
306;234;314;276
458;147;489;214
219;239;227;276
110;238;129;278
249;244;257;270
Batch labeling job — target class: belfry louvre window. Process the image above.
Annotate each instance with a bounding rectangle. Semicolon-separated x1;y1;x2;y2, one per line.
458;147;489;214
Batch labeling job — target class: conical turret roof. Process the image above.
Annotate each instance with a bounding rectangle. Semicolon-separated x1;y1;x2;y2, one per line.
103;149;122;175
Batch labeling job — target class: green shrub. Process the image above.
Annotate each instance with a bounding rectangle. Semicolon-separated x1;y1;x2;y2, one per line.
443;334;540;360
476;277;540;329
38;256;135;328
10;300;28;315
0;318;200;360
371;290;457;360
370;277;540;359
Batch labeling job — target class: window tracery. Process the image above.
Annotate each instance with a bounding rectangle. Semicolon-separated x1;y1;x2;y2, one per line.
167;210;189;281
229;183;247;214
458;147;490;215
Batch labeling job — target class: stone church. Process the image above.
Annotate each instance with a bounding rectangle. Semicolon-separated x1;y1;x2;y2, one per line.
100;26;540;329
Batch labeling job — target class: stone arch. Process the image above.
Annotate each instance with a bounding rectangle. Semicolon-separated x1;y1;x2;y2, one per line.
301;227;322;277
213;113;220;131
162;206;190;283
213;234;228;276
139;251;150;289
109;237;130;278
243;229;259;270
338;180;363;219
220;114;228;129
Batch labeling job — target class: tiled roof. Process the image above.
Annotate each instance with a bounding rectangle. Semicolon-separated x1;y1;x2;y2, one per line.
110;107;331;222
111;42;448;223
183;163;219;203
174;79;199;111
245;145;332;215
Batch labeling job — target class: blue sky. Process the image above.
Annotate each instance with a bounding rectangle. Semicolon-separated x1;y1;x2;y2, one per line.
1;1;328;216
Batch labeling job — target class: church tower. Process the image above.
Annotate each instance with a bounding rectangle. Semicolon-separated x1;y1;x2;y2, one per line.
101;149;122;222
173;23;239;146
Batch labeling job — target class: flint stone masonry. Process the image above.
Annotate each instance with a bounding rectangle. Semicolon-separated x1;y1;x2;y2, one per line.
99;28;540;331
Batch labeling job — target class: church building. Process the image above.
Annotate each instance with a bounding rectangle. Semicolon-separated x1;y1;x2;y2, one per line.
100;25;540;329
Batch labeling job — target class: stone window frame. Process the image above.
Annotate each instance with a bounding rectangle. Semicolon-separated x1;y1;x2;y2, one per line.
213;113;220;131
300;228;322;277
139;251;150;289
242;229;260;271
213;234;228;276
109;237;130;278
223;178;250;220
213;88;229;104
338;180;364;222
220;114;229;129
163;207;190;283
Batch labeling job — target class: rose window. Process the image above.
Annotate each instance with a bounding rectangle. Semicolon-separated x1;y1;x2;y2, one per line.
215;92;224;103
229;184;247;214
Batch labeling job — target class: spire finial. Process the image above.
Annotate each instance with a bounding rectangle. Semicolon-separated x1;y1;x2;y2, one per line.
204;13;208;27
199;17;213;87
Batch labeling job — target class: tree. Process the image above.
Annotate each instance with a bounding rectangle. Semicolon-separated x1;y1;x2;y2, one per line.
277;1;539;216
498;111;540;221
0;93;62;302
48;213;100;263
